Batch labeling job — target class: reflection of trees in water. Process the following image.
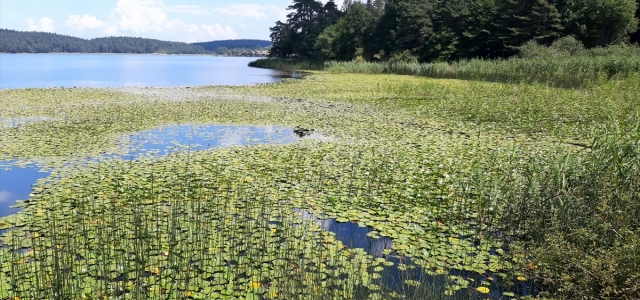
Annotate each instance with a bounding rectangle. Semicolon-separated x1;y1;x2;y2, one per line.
297;208;392;258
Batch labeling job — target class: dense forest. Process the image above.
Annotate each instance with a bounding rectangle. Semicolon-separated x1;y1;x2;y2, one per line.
193;40;273;55
269;0;640;62
0;29;271;56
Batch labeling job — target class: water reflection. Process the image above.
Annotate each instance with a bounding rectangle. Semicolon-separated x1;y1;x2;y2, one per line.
0;124;304;218
271;71;308;80
0;161;49;217
0;55;300;88
117;124;300;161
297;208;392;258
296;208;536;299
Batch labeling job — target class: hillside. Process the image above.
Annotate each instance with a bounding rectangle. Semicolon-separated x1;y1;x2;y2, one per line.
192;39;272;51
0;29;271;56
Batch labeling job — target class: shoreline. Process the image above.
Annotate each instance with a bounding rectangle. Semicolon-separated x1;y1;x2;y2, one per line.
0;52;267;57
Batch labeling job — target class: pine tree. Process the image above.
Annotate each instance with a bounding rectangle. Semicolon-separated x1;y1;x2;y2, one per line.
367;0;386;17
530;0;564;45
499;0;535;51
426;0;471;61
460;0;504;59
269;21;295;58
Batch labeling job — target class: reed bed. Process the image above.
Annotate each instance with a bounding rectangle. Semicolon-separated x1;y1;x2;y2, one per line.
251;55;640;88
1;71;639;299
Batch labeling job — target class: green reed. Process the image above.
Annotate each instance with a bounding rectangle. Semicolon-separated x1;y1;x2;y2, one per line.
251;55;640;88
1;67;638;299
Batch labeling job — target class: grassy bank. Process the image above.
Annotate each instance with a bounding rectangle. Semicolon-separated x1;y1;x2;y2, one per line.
250;54;640;88
1;72;639;299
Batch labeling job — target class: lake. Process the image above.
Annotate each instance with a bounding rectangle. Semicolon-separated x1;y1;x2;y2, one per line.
0;124;304;217
0;54;296;88
0;53;535;300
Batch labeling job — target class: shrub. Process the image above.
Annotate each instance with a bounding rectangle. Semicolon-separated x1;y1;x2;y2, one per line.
387;50;418;64
550;36;585;56
517;40;557;58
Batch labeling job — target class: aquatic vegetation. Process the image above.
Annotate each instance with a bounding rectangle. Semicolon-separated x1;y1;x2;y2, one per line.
0;72;638;299
251;56;640;88
1;149;380;299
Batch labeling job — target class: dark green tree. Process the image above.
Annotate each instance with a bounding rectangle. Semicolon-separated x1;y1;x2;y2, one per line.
315;23;340;60
426;0;502;61
315;1;377;60
561;0;638;47
629;0;640;43
530;0;564;45
426;0;471;61
287;0;324;58
366;0;386;17
268;0;341;59
322;1;343;25
368;0;437;61
498;0;536;51
269;21;295;58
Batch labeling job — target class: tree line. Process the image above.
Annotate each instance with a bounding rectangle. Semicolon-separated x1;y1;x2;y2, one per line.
269;0;640;62
0;29;272;55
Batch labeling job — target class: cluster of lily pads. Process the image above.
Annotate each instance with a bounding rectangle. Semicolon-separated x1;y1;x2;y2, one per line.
2;149;389;299
3;72;636;299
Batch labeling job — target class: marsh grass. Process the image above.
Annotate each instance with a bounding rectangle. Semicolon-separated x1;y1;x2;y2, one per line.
251;56;640;88
0;143;510;300
0;70;638;299
2;151;378;299
493;118;640;299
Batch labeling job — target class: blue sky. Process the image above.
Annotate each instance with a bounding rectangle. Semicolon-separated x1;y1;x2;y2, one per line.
0;0;300;42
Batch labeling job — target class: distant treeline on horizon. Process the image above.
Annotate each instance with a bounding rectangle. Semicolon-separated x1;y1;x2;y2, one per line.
0;29;272;55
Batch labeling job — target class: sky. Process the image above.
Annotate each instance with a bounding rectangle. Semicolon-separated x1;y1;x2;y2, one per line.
0;0;299;42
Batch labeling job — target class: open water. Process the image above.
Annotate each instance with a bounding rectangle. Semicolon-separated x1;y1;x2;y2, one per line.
0;54;295;88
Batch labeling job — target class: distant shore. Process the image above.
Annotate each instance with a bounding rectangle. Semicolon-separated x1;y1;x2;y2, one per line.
0;52;268;57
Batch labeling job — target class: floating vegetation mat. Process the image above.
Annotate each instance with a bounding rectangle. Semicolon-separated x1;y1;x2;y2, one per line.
1;148;380;299
2;73;637;299
0;140;528;299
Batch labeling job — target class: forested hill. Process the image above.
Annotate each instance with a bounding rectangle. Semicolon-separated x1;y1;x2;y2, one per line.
0;29;271;55
193;40;272;52
0;29;208;54
269;0;640;62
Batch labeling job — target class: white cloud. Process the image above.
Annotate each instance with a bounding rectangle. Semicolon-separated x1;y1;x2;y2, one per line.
112;0;169;34
215;4;268;20
65;14;107;31
52;0;238;42
199;24;238;40
214;4;287;21
0;191;11;203
65;14;120;35
105;0;236;41
25;17;55;32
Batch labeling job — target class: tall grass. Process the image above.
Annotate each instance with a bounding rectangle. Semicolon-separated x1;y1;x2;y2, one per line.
490;117;640;299
251;55;640;88
2;65;639;299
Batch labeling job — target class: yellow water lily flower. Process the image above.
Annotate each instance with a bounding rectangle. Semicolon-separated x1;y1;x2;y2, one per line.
476;286;490;294
249;281;261;289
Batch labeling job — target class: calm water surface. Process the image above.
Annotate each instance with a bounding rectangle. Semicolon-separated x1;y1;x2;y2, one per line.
0;124;302;217
0;54;294;88
298;208;537;299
